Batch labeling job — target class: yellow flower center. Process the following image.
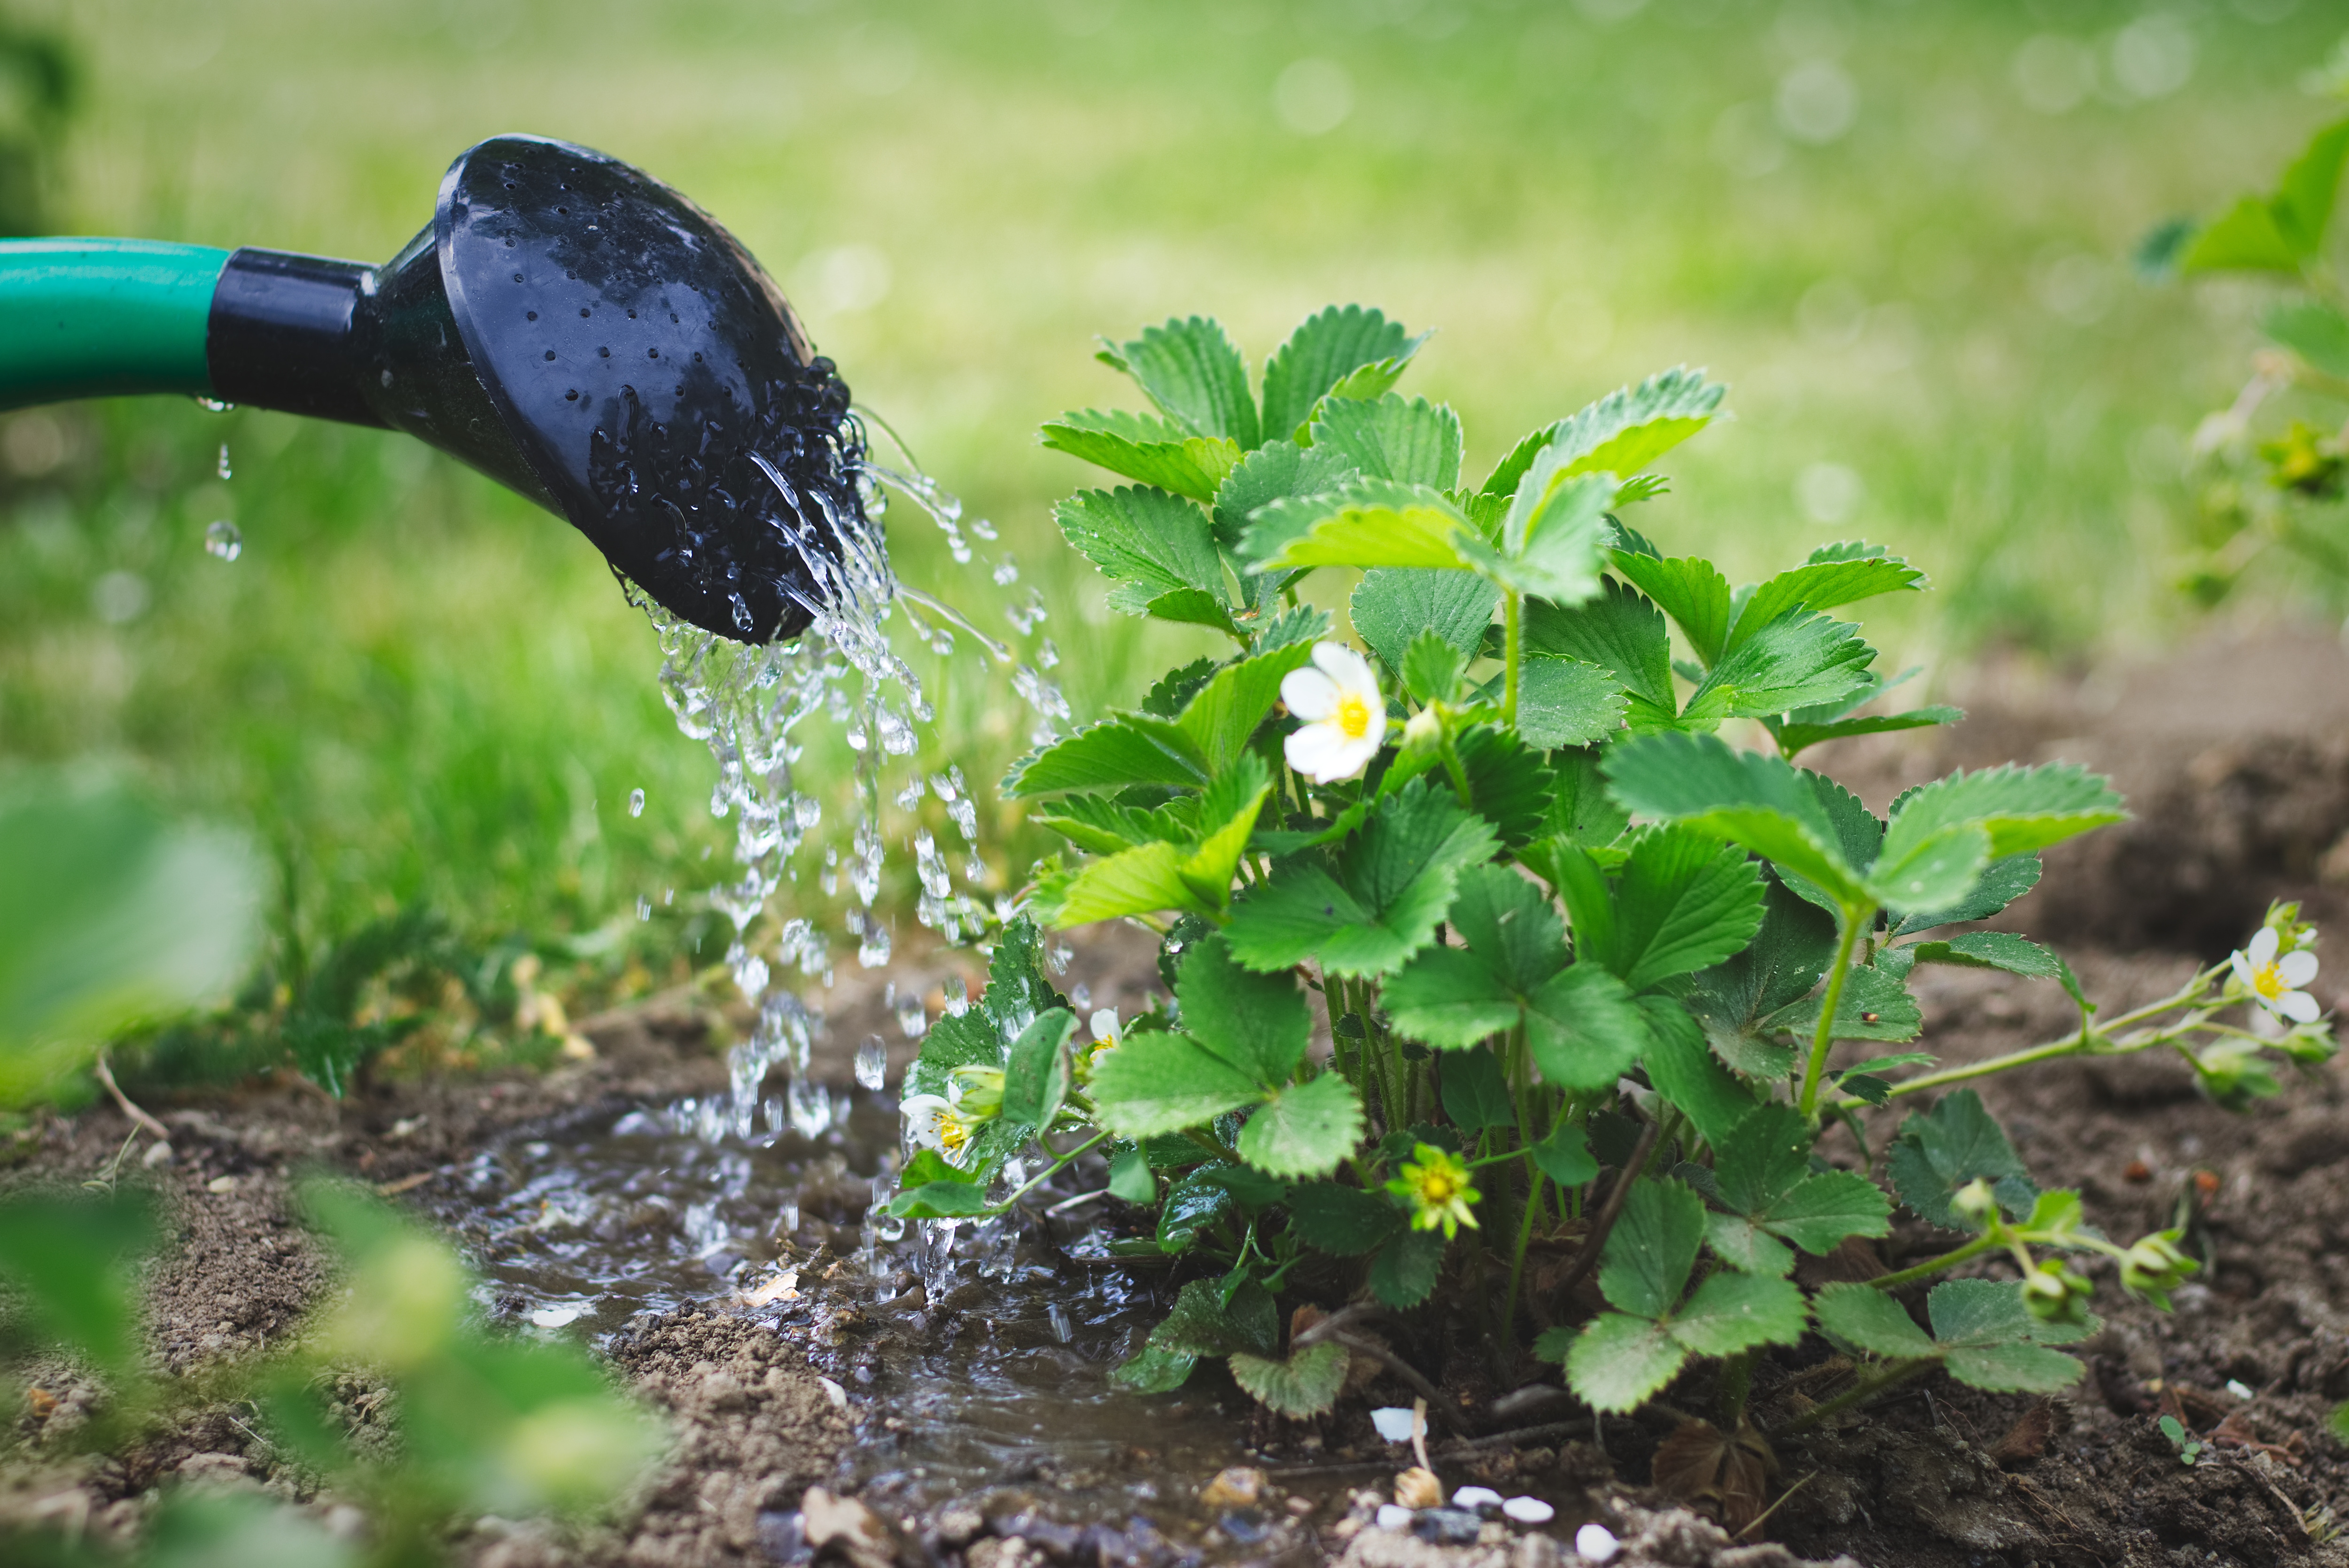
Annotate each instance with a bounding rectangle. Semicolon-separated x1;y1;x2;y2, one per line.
1336;692;1373;740
939;1114;968;1153
2252;961;2285;1000
1416;1167;1459;1206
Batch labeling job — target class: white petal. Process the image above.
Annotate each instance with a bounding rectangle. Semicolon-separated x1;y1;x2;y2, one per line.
2248;926;2280;965
2279;989;2322;1024
1089;1008;1121;1045
2278;950;2319;988
1329;728;1384;779
1286;723;1354;783
2230;951;2256;989
1281;666;1339;721
1369;1406;1416;1443
1312;640;1380;698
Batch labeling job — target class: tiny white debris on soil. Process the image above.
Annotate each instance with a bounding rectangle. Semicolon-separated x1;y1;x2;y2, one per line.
1453;1486;1503;1510
1504;1496;1556;1525
1575;1522;1620;1561
1370;1406;1415;1442
1376;1505;1414;1531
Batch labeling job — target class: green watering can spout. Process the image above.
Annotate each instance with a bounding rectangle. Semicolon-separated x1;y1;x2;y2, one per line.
0;136;864;644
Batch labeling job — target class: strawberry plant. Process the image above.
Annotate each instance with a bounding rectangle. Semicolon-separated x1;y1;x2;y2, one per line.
887;306;2335;1461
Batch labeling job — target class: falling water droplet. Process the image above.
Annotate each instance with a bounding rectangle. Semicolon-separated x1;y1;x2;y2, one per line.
855;1036;887;1090
943;975;970;1017
628;787;646;817
203;520;241;561
637;895;652;921
191;395;234;413
216;443;232;481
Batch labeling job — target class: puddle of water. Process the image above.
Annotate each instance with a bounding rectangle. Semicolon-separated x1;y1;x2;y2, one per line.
437;1090;1318;1546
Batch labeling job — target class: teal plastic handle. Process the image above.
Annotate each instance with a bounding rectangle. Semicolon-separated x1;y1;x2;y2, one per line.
0;238;231;411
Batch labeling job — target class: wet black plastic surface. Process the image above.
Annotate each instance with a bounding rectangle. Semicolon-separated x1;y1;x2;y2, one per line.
203;134;859;643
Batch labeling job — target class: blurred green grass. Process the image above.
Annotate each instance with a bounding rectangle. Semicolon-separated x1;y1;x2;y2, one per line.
1;0;2342;986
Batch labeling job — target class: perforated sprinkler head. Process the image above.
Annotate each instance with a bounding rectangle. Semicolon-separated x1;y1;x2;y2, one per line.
206;135;862;643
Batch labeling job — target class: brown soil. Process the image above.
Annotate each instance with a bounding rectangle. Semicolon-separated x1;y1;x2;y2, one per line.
5;629;2349;1568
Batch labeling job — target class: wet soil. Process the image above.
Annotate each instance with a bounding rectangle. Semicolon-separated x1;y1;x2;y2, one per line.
6;629;2349;1568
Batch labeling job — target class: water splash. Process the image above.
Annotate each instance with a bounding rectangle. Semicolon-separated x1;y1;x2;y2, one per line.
216;442;232;481
202;520;241;562
627;447;1075;1148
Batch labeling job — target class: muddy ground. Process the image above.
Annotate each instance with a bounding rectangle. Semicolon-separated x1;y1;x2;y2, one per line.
6;629;2349;1568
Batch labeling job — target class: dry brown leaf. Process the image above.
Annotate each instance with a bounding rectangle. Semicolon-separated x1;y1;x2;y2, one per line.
1651;1418;1773;1535
1990;1400;2055;1467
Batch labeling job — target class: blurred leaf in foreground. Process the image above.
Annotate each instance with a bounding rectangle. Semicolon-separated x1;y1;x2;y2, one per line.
0;773;263;1106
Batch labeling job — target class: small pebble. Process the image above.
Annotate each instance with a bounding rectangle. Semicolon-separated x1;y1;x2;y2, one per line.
2226;1378;2255;1400
1453;1486;1504;1511
205;1175;237;1195
1575;1522;1619;1562
1503;1496;1556;1525
1370;1406;1416;1443
1377;1505;1415;1532
141;1140;174;1168
817;1376;848;1410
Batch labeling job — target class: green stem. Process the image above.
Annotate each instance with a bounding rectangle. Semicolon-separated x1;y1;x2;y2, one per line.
1886;1001;2222;1099
1502;590;1523;728
1501;1167;1544;1351
1797;908;1869;1118
1867;1231;1996;1292
1776;1357;1938;1436
1719;1351;1755;1430
994;1130;1112;1211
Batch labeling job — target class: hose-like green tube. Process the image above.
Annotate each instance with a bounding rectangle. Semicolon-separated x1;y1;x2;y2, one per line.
0;238;230;411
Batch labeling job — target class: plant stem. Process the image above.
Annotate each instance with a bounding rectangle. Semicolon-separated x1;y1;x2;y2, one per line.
1777;1357;1937;1436
1501;1167;1545;1351
1502;590;1523;727
1884;990;2224;1099
1797;908;1869;1118
1867;1231;1996;1292
1547;1117;1661;1305
996;1130;1112;1211
1718;1351;1754;1429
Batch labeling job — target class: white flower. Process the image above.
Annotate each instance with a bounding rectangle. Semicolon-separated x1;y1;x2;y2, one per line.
1088;1007;1121;1051
900;1094;973;1162
1281;641;1387;783
2230;925;2321;1024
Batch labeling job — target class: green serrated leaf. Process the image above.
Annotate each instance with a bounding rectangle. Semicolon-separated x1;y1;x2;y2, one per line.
1526;578;1675;730
1226;778;1500;978
1677;882;1838;1079
1088;1030;1264;1138
1813;1282;1936;1359
1517;657;1631;750
2180;194;2301;275
1401;630;1468;705
1703;1212;1796;1277
1602;733;1869;910
1563;1311;1688;1413
1309;393;1464;490
1466;458;1612;604
1109;1146;1158;1203
1284;1181;1403;1255
1041;409;1244;502
1176;641;1316;776
1260;304;1425;441
1929;1278;2089;1391
1439;1044;1514;1134
1724;554;1927;654
1879;763;2127;865
1152;1276;1280;1358
1238;1073;1365;1178
1047;839;1213;926
1547;748;1632;849
1054;486;1228;615
1913;931;2085;1009
1683;613;1877;729
1888;854;2041;937
1350;569;1499;676
1887;1089;2037;1230
1243;479;1475;574
1482;367;1726;499
1606;827;1767;992
1179;933;1310;1087
1110;316;1260;446
1598;1179;1706;1320
1637;994;1761;1148
2263;297;2349;381
1004;715;1210;798
1608;551;1733;667
1230;1340;1351;1419
1669;1270;1807;1358
1772;706;1964;758
1212;438;1360;564
1762;960;1922;1044
905;919;1060;1102
1525;963;1654;1091
1369;1227;1446;1308
2272;118;2349;259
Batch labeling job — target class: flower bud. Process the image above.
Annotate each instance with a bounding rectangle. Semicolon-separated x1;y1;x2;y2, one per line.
948;1064;1004;1121
2120;1230;2198;1307
1401;705;1444;751
1950;1178;1999;1229
2022;1262;2094;1327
